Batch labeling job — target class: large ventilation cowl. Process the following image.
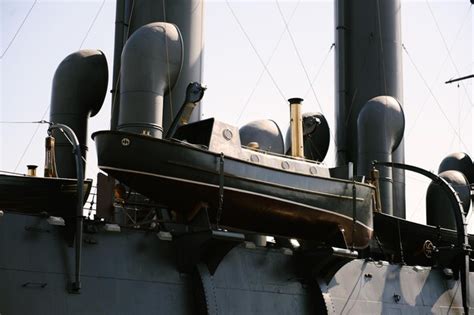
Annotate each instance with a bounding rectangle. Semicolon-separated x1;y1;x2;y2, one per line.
426;170;470;230
50;49;108;178
357;96;405;216
117;22;183;138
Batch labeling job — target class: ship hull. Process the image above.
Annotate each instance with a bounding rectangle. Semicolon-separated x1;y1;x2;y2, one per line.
93;131;374;248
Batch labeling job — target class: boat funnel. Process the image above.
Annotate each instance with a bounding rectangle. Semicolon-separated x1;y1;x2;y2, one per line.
239;120;284;154
285;112;330;162
26;165;37;177
357;96;404;215
50;49;108;178
288;98;305;158
117;22;183;138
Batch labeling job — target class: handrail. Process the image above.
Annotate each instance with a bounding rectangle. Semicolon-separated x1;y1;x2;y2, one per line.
373;161;470;314
48;123;84;293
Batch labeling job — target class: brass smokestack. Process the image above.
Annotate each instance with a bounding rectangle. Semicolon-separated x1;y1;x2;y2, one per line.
27;165;37;177
288;98;304;158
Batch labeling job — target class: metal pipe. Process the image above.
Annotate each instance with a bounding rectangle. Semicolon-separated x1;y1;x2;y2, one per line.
110;0;127;130
334;0;348;166
123;0;205;133
334;0;406;217
111;0;204;131
50;50;108;178
288;98;304;158
357;96;404;215
117;22;183;138
48;123;84;293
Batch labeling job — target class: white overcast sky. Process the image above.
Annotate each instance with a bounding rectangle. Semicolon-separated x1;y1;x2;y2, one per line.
1;0;473;225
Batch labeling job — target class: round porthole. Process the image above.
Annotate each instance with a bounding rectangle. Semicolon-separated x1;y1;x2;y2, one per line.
281;161;290;170
223;129;233;141
310;166;318;175
121;138;130;147
250;154;259;163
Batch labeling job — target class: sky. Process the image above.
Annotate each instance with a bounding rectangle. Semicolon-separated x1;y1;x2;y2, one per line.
1;0;473;226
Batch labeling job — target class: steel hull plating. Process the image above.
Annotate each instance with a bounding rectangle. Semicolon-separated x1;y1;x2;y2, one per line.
94;131;374;248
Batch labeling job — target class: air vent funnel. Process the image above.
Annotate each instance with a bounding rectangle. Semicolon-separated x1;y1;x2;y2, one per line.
117;22;183;138
357;96;404;215
50;49;108;178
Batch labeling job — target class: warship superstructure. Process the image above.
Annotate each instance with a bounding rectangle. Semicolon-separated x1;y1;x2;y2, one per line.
1;1;474;314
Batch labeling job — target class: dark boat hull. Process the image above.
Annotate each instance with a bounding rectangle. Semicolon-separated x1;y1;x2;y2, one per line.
0;173;92;217
94;131;375;248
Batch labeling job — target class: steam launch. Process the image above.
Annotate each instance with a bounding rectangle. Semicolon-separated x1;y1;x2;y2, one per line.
1;0;474;314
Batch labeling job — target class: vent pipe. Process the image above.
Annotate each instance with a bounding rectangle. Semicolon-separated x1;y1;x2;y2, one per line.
426;152;474;229
335;0;405;217
357;96;404;215
49;49;108;178
111;0;204;133
117;22;183;138
426;170;470;230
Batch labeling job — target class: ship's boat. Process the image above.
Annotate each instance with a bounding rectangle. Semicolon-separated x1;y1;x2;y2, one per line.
0;172;92;216
93;117;375;249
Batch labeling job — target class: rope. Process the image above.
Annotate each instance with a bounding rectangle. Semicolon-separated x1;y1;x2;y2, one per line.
275;0;336;148
225;0;286;102
111;0;136;122
426;1;473;106
402;45;472;155
406;5;472;138
0;120;50;125
275;1;325;115
78;0;106;50
303;43;335;101
375;0;388;96
1;0;38;59
344;38;373;127
12;110;50;172
235;0;302;124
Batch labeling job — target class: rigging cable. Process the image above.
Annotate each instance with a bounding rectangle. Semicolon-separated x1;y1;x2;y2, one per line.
78;0;107;50
302;43;334;101
11;109;50;172
375;0;388;96
402;45;472;155
111;0;137;123
235;0;302;124
274;1;325;116
1;0;38;59
425;1;473;106
225;0;287;102
405;5;472;138
274;0;336;147
344;37;374;127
